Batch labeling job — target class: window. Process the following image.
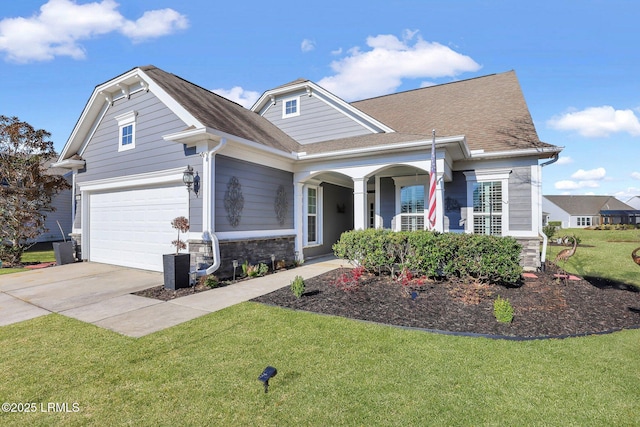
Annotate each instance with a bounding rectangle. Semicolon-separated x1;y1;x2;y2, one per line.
400;185;425;231
282;96;300;118
577;217;591;227
115;111;137;151
304;185;322;246
472;181;503;235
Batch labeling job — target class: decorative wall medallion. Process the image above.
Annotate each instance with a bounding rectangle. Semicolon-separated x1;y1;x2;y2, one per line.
224;176;244;227
274;184;288;225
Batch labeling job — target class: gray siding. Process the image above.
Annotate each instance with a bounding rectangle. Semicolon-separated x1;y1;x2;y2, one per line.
509;166;532;231
263;89;372;144
77;90;197;182
215;156;294;232
74;89;203;232
304;183;353;258
38;181;72;242
379;177;395;228
444;172;467;231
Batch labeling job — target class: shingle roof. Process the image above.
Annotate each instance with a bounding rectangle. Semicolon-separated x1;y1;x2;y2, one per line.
140;66;301;153
351;71;557;154
544;195;634;215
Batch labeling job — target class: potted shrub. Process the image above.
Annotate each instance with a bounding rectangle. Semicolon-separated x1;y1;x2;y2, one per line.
163;216;191;290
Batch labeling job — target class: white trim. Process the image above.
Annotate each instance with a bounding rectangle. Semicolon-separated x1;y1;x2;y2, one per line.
282;96;300;118
304;184;322;246
78;167;185;192
215;229;296;241
393;175;428;231
115;110;137;152
464;170;511;235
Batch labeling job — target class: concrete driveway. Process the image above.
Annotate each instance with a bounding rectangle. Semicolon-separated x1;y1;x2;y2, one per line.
0;257;343;337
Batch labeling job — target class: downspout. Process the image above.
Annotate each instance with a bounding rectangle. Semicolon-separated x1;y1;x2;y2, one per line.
196;138;226;277
538;153;559;270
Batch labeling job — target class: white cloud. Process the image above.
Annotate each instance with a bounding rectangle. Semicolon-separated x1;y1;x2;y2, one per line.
554;180;600;190
555;156;573;165
571;167;606;181
631;171;640;180
547;105;640;138
318;30;481;100
212;86;260;109
0;0;188;62
301;39;315;53
331;47;343;55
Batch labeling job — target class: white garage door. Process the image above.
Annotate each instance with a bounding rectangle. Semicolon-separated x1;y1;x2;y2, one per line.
89;185;188;271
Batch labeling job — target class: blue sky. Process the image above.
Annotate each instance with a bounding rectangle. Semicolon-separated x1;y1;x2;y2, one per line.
1;0;638;202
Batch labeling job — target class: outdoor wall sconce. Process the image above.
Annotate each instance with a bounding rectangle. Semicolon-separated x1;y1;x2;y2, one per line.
258;366;277;393
183;165;200;197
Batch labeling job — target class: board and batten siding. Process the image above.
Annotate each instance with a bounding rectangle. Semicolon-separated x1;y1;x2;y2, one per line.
74;89;203;231
508;166;532;231
215;155;294;232
262;89;373;145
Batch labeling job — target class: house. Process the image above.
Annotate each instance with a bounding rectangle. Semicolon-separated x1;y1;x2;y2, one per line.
626;196;640;210
542;195;640;228
37;161;73;243
53;66;561;276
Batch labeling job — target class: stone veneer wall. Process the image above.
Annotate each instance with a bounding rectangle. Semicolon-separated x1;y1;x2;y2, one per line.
196;235;296;279
516;237;542;271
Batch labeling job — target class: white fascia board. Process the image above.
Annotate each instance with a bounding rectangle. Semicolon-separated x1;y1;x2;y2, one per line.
470;146;563;160
297;135;467;161
50;159;86;170
59;67;203;162
252;81;395;133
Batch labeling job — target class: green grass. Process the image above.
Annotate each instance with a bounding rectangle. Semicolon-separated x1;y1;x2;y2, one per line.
546;228;640;288
1;304;639;426
0;243;56;274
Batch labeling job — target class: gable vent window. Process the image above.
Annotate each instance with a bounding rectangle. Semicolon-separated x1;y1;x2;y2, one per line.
282;96;300;118
115;111;137;152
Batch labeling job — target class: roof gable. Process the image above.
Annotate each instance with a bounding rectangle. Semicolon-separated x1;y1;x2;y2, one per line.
544;195;634;214
351;71;555;154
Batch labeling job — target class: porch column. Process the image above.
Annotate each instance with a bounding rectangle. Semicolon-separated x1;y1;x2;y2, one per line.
353;177;367;230
435;172;444;232
374;176;382;228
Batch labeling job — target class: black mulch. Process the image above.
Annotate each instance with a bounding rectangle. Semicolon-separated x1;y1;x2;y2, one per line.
251;263;640;339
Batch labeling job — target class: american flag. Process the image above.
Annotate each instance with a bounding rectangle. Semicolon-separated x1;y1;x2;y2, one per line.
428;129;437;230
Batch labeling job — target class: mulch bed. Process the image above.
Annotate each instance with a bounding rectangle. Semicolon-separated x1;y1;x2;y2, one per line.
251;263;640;339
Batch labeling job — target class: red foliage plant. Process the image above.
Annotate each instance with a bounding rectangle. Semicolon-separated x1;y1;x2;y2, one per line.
332;265;366;292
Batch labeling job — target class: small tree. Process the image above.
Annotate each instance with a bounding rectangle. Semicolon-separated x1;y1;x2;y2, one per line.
0;115;71;266
170;216;189;254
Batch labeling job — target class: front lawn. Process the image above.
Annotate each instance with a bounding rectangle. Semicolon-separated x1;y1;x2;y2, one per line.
0;242;56;274
546;227;640;288
0;304;638;426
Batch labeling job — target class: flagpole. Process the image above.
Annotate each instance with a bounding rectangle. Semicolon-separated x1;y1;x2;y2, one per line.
428;129;437;231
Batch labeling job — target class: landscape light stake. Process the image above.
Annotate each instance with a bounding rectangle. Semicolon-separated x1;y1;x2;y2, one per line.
258;366;277;393
232;259;238;281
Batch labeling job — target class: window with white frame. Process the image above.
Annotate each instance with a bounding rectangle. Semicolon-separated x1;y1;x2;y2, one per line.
305;185;321;245
393;176;427;232
282;96;300;118
115;111;137;152
400;185;425;231
577;216;591;227
472;181;503;235
465;170;511;236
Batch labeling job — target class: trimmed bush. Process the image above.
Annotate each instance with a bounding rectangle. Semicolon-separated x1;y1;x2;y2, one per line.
333;230;523;285
290;275;305;298
494;296;514;323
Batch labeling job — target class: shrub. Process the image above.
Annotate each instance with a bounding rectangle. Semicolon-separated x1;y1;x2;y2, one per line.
494;296;514;323
204;275;221;288
242;261;269;277
290;275;305;298
542;225;557;239
548;221;561;227
333;230;523;285
332;266;366;292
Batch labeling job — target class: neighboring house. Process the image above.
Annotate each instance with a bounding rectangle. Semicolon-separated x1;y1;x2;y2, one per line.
626;196;640;210
53;66;561;275
542;195;640;228
36;161;73;243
